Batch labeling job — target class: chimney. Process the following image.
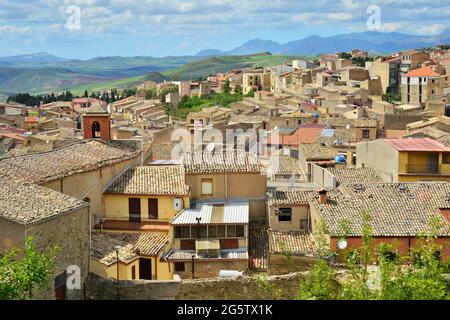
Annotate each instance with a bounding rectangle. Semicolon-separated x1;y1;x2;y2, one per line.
318;189;328;204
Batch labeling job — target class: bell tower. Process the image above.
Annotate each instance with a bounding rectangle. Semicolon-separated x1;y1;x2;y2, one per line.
82;102;111;141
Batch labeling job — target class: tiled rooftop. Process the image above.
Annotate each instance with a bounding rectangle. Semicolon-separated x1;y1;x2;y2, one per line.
0;174;88;225
91;232;139;266
327;167;383;185
321;117;378;128
248;220;269;270
299;143;339;161
105;165;189;196
269;230;317;255
100;231;168;257
270;155;306;178
183;151;263;174
268;190;317;207
310;182;450;237
0;140;139;184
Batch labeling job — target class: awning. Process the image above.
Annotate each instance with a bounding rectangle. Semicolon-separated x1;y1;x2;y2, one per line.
196;239;220;250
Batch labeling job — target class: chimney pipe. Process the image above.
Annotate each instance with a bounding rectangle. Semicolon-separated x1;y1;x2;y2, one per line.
318;189;328;204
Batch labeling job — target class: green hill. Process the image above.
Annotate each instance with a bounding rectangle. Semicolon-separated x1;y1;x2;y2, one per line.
67;53;304;94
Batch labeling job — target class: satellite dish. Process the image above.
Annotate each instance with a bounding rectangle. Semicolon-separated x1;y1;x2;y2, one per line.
337;239;347;250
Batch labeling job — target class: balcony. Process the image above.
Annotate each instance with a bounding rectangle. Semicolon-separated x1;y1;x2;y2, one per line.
406;164;438;174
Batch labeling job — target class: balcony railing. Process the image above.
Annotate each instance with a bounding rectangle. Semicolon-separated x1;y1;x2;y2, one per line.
406;164;438;174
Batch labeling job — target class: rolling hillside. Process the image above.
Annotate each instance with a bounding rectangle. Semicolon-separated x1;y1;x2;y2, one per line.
66;53;304;94
0;55;203;95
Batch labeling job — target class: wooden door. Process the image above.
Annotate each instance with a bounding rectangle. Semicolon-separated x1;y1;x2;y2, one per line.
139;258;152;280
128;198;141;222
148;198;158;219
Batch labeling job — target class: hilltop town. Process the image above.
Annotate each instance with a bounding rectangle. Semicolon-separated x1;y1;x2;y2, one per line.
0;45;450;300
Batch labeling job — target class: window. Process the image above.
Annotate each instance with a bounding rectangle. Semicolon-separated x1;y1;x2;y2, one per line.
227;225;236;237
131;266;136;279
181;226;191;238
174;262;185;272
190;130;195;134
201;179;213;196
208;225;217;238
297;119;302;126
362;129;370;139
236;225;245;238
278;208;292;222
217;225;226;237
192;226;207;238
174;226;182;238
443;153;450;164
190;119;194;124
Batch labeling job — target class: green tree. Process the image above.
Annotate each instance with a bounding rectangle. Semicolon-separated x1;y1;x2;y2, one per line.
0;237;59;300
222;79;231;94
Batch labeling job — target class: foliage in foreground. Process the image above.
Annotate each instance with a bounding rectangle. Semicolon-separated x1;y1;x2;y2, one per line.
279;214;450;300
0;237;59;300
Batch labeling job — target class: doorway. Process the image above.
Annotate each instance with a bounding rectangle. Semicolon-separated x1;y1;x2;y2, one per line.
128;198;141;222
148;198;158;219
139;258;152;280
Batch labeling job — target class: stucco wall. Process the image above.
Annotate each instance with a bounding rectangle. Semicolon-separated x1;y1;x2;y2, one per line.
104;194;189;222
356;140;398;182
268;206;309;232
186;173;267;200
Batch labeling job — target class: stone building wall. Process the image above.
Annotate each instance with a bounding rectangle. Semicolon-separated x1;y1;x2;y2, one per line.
86;272;304;300
27;206;90;300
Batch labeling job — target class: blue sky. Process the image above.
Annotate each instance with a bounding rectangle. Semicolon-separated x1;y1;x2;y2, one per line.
0;0;449;59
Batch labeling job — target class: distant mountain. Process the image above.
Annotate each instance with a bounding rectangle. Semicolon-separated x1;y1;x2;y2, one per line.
198;30;450;56
228;38;281;55
0;52;67;67
142;71;169;83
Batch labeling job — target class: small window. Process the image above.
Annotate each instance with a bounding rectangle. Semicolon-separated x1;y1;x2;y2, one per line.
278;208;292;222
227;225;236;237
131;266;136;279
362;129;370;139
181;226;191;238
443;153;450;164
236;225;245;238
190;119;194;124
190;130;195;134
208;225;217;238
217;225;226;237
174;226;182;238
174;262;185;272
201;179;213;196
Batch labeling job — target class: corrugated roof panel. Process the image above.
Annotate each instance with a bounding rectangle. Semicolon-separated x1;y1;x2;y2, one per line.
171;201;249;225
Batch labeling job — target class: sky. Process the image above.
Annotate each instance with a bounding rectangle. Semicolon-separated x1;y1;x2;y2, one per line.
0;0;449;59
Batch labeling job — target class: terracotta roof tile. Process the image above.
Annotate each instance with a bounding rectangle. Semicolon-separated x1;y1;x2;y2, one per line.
105;165;189;196
311;182;450;237
0;140;139;184
183;151;263;174
0;175;88;225
269;230;317;255
404;66;441;78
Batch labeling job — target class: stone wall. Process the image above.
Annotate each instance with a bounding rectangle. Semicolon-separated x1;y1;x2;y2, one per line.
86;272;305;300
27;206;91;300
